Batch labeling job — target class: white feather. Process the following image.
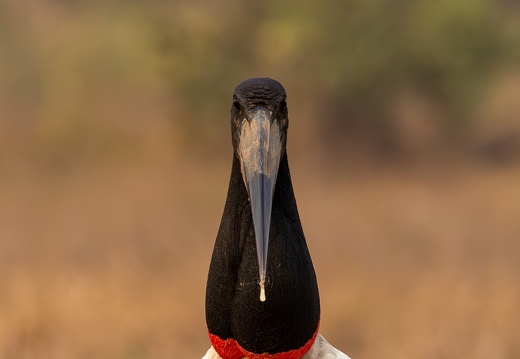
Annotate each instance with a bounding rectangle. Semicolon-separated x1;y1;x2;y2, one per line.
300;334;351;359
201;346;222;359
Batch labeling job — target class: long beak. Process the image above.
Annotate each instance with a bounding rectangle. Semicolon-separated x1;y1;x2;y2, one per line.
238;106;283;302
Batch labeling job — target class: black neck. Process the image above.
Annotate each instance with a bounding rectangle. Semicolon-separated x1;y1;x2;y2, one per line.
206;152;320;354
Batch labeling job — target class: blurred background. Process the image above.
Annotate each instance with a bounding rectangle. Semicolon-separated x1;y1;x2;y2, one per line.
1;0;519;358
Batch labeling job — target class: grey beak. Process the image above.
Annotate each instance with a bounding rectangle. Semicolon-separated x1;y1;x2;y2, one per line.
238;106;283;301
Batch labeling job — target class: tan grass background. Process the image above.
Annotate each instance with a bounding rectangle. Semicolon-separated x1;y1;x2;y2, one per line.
1;1;520;358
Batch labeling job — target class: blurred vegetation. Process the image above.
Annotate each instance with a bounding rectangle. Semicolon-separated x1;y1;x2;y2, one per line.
1;0;519;167
1;2;520;358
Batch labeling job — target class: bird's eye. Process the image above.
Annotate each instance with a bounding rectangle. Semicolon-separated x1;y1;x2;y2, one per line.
233;97;241;111
280;98;287;112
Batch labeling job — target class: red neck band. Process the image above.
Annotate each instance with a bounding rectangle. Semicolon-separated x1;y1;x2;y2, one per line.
208;322;320;359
